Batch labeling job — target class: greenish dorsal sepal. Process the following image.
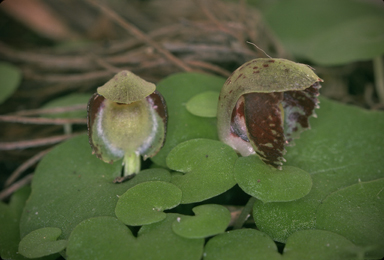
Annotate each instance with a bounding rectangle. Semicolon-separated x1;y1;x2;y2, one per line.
88;71;167;176
18;227;67;259
97;70;155;104
217;58;322;169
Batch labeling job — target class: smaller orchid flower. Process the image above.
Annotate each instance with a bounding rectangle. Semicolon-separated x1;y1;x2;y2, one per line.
217;58;323;169
87;71;167;177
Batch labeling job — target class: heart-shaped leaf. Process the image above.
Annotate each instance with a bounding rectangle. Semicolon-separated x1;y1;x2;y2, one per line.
166;139;237;203
203;229;281;260
186;91;219;118
66;215;204;260
252;97;384;245
172;204;231;239
283;230;364;260
316;178;384;258
115;181;182;226
20;135;171;240
0;62;22;104
235;156;312;202
19;227;67;259
151;73;225;166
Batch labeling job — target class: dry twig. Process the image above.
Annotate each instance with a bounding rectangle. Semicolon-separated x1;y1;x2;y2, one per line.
0;133;84;150
5;148;52;187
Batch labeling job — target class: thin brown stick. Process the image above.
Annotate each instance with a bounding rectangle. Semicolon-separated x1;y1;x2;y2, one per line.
5;148;52;187
193;0;239;40
0;174;34;201
12;104;87;116
0;115;87;125
84;0;194;72
0;132;84;150
186;60;231;77
24;69;113;85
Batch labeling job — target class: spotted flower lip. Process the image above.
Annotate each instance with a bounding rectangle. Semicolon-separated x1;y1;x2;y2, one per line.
87;71;167;176
217;58;323;169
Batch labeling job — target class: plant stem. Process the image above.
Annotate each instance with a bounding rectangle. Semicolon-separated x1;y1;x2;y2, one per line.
123;152;141;177
373;56;384;105
63;123;72;135
233;196;257;229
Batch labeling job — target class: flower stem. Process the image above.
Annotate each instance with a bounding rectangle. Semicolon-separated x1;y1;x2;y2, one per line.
123;152;141;177
233;196;257;229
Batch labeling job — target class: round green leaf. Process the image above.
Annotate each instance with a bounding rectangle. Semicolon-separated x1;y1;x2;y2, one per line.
203;229;281;260
67;215;204;260
186;91;219;118
42;93;91;118
283;230;364;260
0;62;22;104
172;204;231;239
166;139;237;203
235;156;312;203
18;227;67;258
115;181;182;226
316;178;384;258
19;135;172;240
151;73;225;166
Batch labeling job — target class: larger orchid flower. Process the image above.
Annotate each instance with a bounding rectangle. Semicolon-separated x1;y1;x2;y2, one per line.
217;58;323;169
